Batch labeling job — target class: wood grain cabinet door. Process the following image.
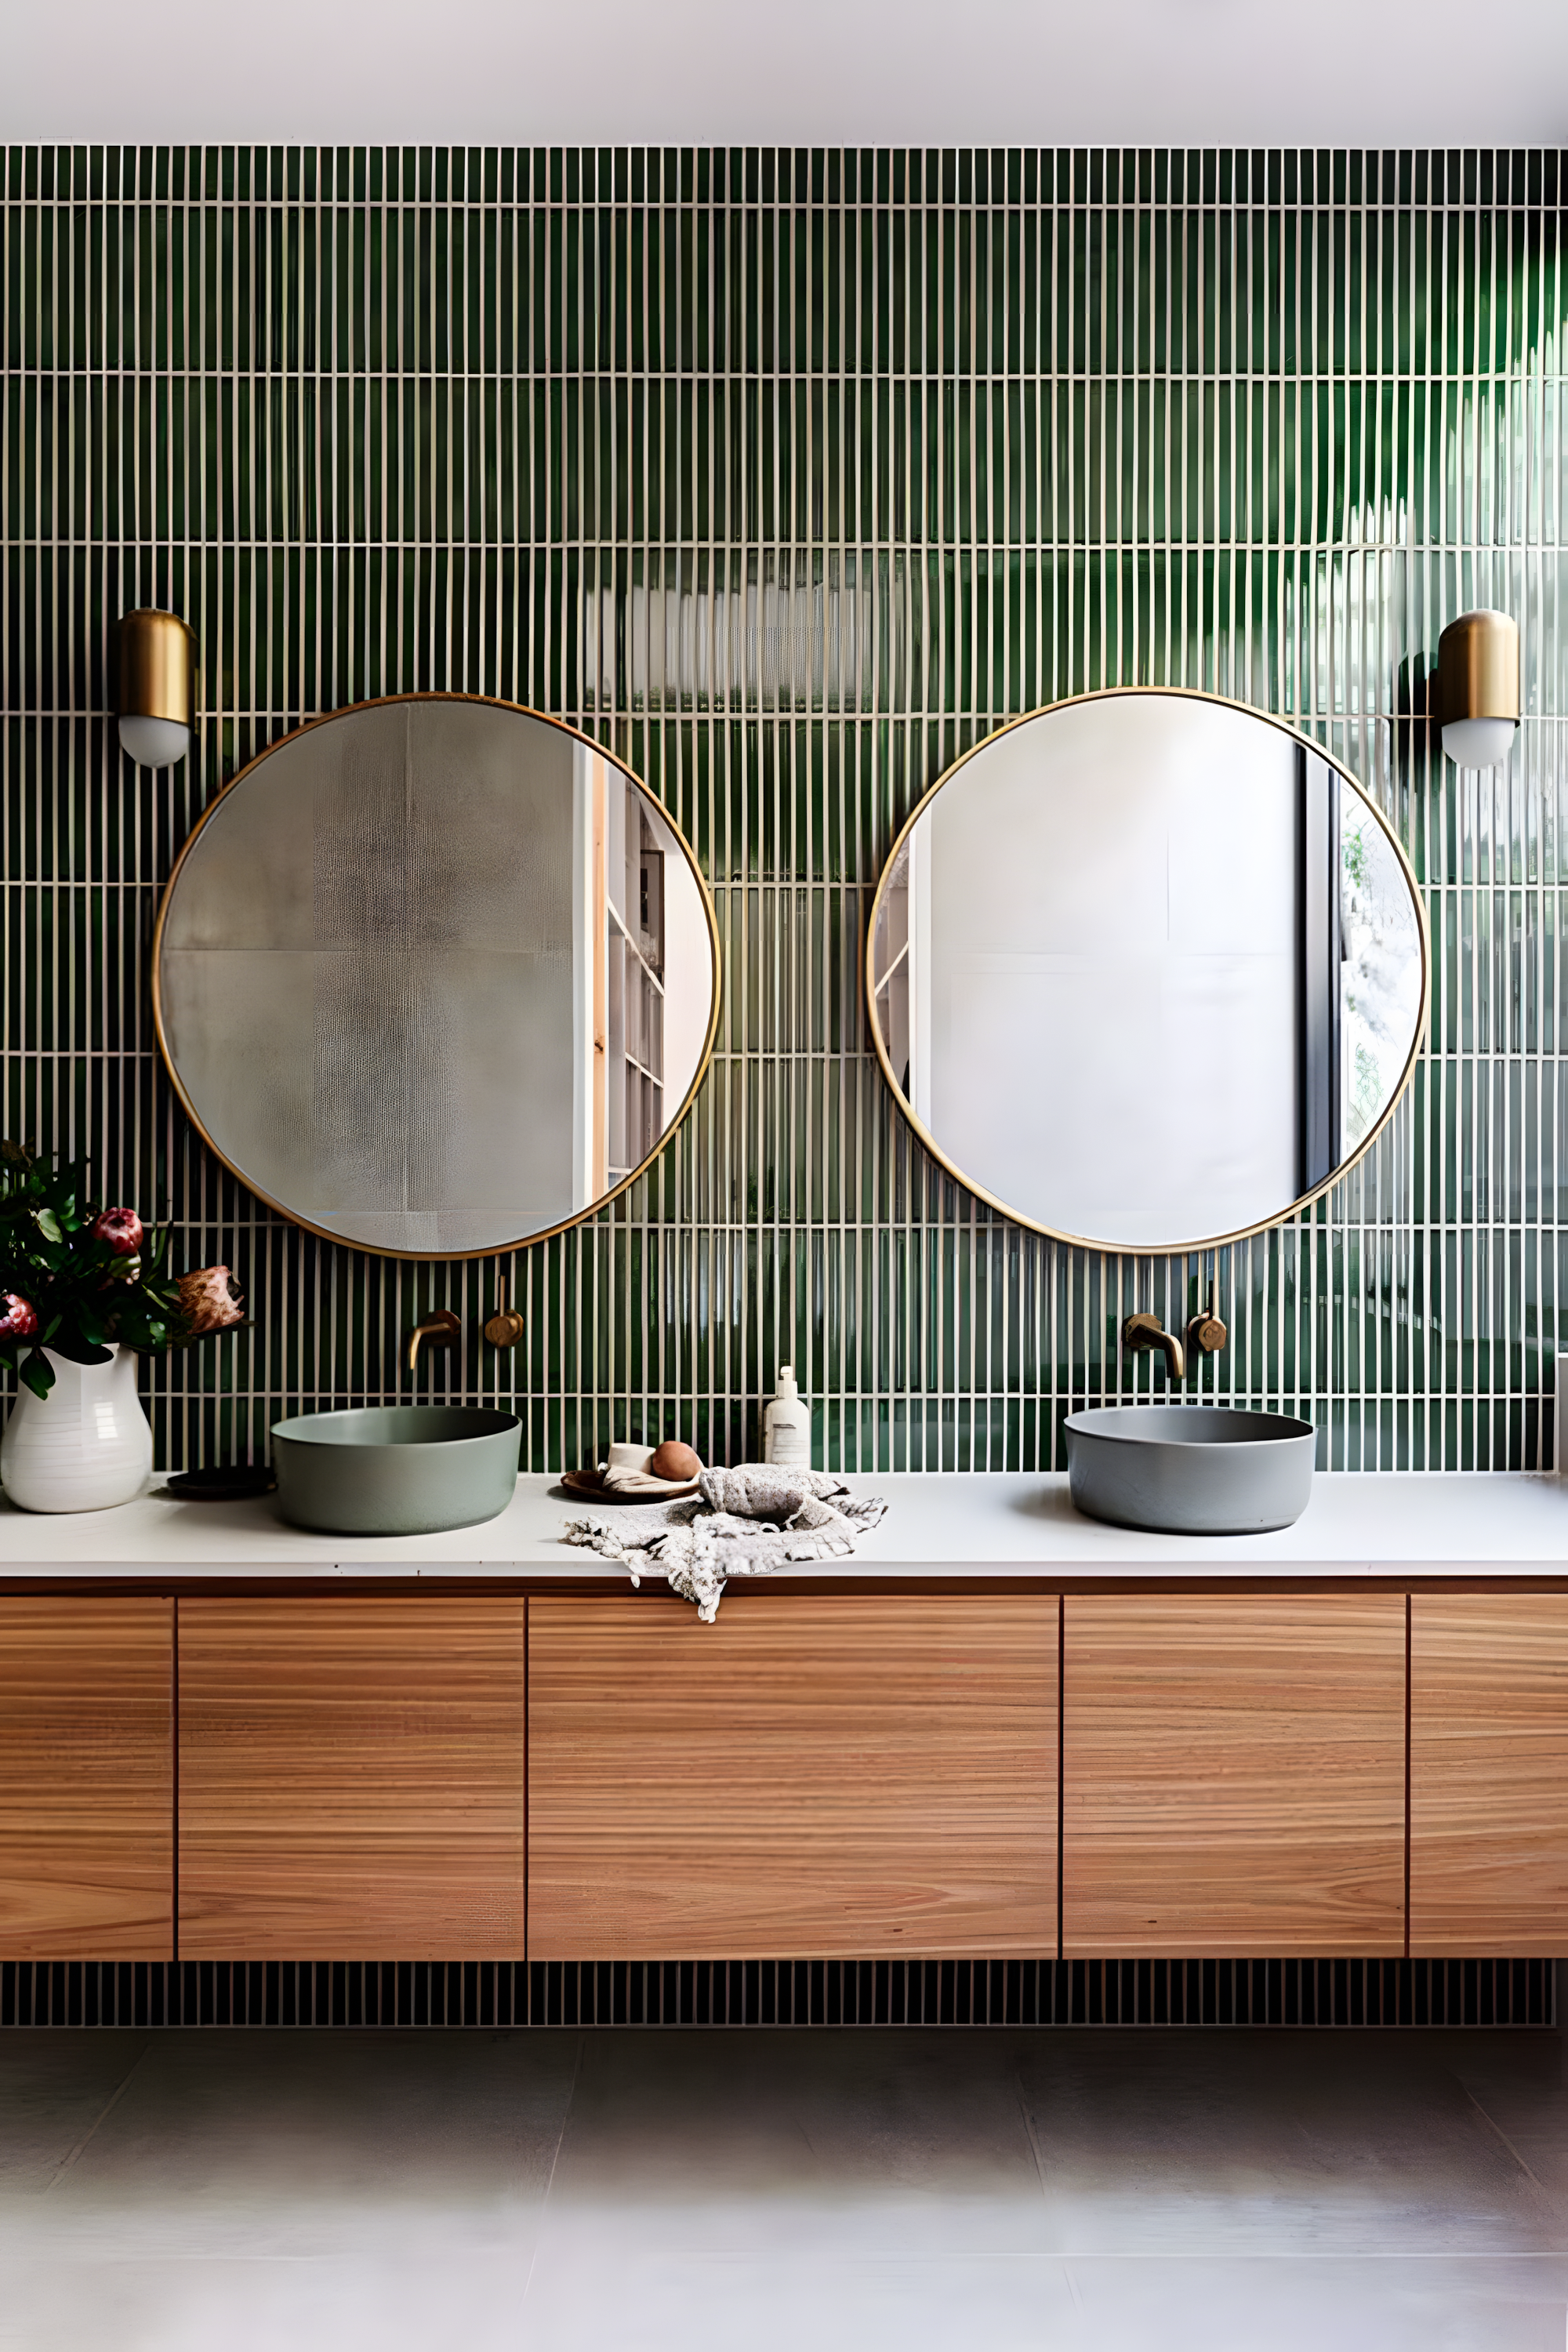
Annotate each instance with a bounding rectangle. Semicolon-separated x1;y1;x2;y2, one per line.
1063;1595;1406;1957
1410;1594;1568;1955
528;1592;1058;1958
179;1596;526;1959
0;1596;173;1958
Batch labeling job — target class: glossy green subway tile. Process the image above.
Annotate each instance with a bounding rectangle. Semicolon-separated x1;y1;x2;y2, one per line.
4;146;1566;1471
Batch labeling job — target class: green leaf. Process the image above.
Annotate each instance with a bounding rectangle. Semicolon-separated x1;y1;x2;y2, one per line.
74;1301;108;1348
20;1348;54;1400
34;1207;62;1243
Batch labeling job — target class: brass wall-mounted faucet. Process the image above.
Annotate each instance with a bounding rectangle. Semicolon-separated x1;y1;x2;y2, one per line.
407;1308;461;1378
1122;1312;1185;1382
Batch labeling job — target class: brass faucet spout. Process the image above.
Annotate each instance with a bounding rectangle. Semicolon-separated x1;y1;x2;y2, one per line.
408;1308;461;1377
1121;1312;1185;1382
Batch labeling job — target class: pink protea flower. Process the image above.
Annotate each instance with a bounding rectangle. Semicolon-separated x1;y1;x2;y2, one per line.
0;1292;38;1340
93;1207;144;1256
176;1265;245;1335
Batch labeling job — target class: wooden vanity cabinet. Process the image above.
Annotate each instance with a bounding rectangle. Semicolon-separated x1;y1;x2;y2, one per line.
1410;1594;1568;1955
13;1570;1568;1968
528;1591;1059;1958
1062;1594;1407;1957
177;1595;527;1959
0;1596;174;1958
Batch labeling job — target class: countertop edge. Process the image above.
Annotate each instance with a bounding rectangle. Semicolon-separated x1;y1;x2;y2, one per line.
2;1470;1566;1579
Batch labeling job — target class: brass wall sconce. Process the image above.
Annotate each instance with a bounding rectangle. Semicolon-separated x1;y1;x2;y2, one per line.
1438;609;1519;769
118;608;196;768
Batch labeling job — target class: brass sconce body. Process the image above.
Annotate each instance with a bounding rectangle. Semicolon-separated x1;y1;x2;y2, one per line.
118;609;196;768
1438;609;1519;769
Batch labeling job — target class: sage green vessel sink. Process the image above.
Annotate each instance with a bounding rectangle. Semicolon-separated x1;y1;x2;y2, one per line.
271;1406;521;1536
1063;1404;1316;1536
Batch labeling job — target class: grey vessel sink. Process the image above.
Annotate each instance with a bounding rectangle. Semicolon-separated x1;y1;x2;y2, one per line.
271;1406;521;1536
1063;1405;1316;1536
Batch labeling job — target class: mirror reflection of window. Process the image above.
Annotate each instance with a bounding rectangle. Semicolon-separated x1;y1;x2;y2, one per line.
869;694;1425;1253
869;826;929;1113
573;747;709;1210
1340;804;1423;1157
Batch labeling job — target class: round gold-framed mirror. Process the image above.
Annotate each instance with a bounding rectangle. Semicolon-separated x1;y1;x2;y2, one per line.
154;694;721;1259
866;688;1428;1254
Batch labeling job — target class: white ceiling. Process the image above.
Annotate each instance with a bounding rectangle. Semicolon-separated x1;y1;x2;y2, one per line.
9;0;1568;147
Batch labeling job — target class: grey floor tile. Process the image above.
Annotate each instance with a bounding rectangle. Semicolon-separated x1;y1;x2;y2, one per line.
0;2031;151;2194
13;2028;580;2259
2;2025;1567;2350
1017;2029;1566;2253
0;2249;532;2352
1065;2254;1568;2352
1442;2033;1568;2217
519;2242;1083;2352
543;2028;1052;2252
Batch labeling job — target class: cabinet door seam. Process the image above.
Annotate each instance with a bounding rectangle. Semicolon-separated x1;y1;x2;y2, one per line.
1403;1591;1411;1962
172;1593;180;1966
1057;1592;1065;1965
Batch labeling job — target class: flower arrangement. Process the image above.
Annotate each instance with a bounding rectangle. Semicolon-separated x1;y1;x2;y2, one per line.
0;1142;244;1399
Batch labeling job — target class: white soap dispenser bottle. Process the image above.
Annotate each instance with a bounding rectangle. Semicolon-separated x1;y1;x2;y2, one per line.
762;1364;811;1468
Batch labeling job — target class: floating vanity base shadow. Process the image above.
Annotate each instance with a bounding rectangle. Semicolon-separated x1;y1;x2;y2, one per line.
0;1955;1552;2031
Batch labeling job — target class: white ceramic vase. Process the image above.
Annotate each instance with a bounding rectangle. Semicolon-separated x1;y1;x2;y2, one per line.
0;1346;153;1512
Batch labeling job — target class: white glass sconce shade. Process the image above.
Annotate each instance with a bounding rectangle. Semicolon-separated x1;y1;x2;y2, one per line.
118;714;192;767
117;609;195;768
1440;714;1518;768
1438;609;1519;769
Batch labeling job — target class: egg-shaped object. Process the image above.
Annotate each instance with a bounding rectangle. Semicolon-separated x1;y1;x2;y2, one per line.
650;1439;702;1482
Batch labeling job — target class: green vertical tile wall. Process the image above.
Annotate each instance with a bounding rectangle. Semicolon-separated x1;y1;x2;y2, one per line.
2;147;1565;1473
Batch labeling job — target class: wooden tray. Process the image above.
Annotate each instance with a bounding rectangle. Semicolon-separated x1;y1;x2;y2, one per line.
559;1468;702;1504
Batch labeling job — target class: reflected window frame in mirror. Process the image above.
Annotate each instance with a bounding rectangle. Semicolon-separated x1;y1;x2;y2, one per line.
866;686;1430;1256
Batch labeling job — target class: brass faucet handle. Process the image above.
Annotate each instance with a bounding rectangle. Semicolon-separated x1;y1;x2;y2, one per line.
1185;1282;1228;1358
484;1283;526;1348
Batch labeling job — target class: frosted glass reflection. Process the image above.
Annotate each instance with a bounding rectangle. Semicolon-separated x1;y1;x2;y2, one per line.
1341;806;1424;1155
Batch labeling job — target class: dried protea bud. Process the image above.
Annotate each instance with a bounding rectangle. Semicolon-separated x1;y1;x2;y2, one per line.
177;1265;245;1335
0;1292;39;1340
93;1207;145;1256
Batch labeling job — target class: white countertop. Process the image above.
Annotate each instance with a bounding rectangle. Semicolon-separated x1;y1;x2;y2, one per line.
0;1470;1566;1579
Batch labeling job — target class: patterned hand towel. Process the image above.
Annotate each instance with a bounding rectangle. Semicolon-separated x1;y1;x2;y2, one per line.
561;1464;888;1621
